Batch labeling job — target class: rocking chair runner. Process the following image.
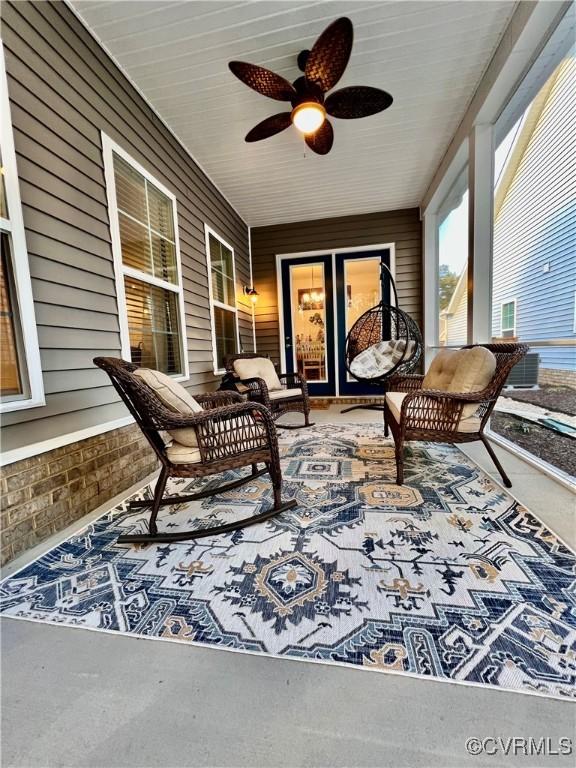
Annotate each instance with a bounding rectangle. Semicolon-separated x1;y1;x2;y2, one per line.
385;343;528;487
94;357;296;544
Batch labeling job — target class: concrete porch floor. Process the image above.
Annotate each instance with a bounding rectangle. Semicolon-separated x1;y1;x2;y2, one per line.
2;407;575;768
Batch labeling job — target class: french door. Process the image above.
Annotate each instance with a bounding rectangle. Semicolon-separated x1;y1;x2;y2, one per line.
280;255;335;396
279;248;392;396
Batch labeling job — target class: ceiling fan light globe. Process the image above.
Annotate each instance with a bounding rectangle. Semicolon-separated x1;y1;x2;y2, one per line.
291;102;326;134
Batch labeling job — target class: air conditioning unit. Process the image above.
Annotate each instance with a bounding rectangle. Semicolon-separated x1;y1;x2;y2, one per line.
505;352;540;389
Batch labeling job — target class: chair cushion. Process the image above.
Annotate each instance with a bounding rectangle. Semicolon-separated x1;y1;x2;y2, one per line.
165;442;202;465
386;392;481;433
232;357;283;391
268;387;302;400
134;368;202;448
422;347;496;418
349;340;414;379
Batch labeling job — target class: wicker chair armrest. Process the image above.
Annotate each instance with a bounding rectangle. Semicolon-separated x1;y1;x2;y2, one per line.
195;391;244;409
238;376;272;406
398;388;495;432
387;374;424;392
406;387;495;403
152;400;258;430
156;400;277;461
194;400;278;462
278;372;308;393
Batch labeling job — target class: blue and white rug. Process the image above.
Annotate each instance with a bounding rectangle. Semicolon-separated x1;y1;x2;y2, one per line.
1;424;575;699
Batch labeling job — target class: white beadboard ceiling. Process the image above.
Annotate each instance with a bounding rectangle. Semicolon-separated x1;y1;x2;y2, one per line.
71;0;517;226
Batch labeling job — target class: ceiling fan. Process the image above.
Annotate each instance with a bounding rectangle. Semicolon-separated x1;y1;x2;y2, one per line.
228;17;393;155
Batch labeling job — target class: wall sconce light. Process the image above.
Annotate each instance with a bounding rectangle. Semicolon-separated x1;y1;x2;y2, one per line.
244;285;259;305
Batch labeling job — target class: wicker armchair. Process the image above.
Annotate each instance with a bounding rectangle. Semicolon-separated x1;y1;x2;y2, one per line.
385;343;528;487
224;353;314;429
94;357;296;544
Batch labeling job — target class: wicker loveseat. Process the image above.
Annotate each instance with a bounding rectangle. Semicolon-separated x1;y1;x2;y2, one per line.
224;353;313;429
94;357;296;544
385;343;528;487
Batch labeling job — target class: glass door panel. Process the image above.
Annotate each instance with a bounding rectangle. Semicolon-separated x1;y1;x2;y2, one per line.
336;249;391;396
290;262;328;383
280;255;335;396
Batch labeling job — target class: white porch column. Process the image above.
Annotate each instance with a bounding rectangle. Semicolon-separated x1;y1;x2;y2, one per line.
468;123;494;344
422;210;438;369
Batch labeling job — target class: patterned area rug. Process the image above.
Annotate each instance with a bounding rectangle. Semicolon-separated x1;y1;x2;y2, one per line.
1;424;575;699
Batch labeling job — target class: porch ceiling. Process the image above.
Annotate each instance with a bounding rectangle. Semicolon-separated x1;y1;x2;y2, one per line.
71;0;516;226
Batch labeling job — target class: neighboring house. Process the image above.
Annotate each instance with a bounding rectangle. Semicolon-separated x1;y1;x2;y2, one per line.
439;267;467;347
442;54;576;384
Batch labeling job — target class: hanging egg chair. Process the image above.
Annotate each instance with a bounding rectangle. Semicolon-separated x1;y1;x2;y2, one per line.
343;263;423;411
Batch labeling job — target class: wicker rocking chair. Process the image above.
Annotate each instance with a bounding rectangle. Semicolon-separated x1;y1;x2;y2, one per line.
224;353;314;429
94;357;296;544
385;343;528;488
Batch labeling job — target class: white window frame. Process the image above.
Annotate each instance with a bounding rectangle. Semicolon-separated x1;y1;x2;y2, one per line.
0;41;44;413
204;224;240;375
500;298;517;337
101;133;189;381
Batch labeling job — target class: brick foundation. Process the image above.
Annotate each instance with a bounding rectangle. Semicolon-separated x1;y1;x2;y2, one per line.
539;368;576;388
1;424;158;566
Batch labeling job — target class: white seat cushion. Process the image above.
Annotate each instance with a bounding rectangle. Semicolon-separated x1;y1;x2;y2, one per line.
166;416;267;465
233;357;282;391
423;347;496;418
350;339;415;379
268;387;302;400
386;392;481;433
134;368;202;448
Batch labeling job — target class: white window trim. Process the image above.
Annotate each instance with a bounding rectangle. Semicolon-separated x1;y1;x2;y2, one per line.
500;298;517;336
204;223;240;375
101;133;189;381
0;41;44;413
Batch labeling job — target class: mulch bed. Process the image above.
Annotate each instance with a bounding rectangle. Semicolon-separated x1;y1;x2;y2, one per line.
502;385;576;417
491;412;576;478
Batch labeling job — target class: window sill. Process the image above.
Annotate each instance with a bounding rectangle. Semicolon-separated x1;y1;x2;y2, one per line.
0;395;46;414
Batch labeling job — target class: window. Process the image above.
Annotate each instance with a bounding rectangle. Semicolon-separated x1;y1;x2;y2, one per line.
102;135;188;379
500;300;516;337
437;166;469;347
0;42;44;412
205;225;239;373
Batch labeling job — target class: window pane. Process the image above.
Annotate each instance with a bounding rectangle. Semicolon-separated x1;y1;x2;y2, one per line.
291;262;327;382
147;183;175;240
119;212;152;275
113;154;147;224
214;306;237;370
210;235;234;279
125;277;182;375
0;236;23;397
437;167;468;346
490;47;576;480
211;269;235;306
150;232;177;284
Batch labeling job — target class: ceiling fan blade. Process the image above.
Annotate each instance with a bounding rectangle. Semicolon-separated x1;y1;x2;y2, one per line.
305;119;334;155
229;61;296;101
305;17;353;93
325;86;393;119
245;113;292;142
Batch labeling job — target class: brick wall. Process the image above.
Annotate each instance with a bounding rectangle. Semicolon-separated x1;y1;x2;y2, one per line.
1;424;158;566
539;368;576;388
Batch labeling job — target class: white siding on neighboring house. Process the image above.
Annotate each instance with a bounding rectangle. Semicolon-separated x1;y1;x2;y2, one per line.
439;269;467;346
